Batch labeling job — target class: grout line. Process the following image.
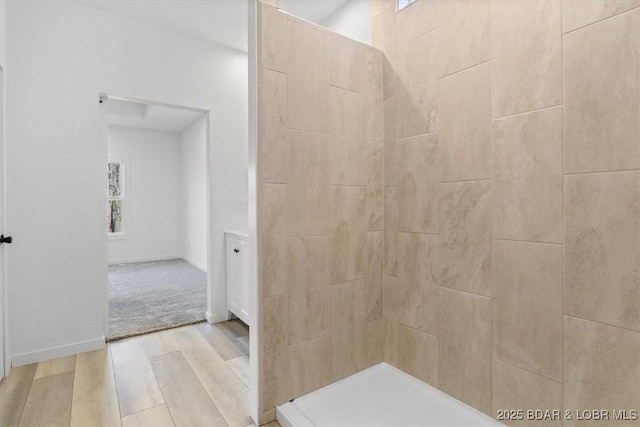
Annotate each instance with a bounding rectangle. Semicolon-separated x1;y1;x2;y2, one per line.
492;104;563;122
397;230;439;236
397;130;439;142
395;26;437;50
397;321;438;340
330;183;368;188
493;357;562;385
260;65;286;76
564;314;640;335
329;84;368;96
492;237;563;246
286;127;331;137
438;59;491;80
564;168;640;177
439;286;491;300
440;177;492;184
562;5;640;36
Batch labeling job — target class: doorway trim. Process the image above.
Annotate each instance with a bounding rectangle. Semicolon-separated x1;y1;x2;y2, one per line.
99;93;214;339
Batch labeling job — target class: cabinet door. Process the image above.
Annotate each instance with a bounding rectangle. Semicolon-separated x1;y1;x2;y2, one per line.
238;238;250;323
226;236;241;315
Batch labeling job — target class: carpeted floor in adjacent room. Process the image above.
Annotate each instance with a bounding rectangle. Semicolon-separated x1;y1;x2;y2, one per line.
108;258;207;341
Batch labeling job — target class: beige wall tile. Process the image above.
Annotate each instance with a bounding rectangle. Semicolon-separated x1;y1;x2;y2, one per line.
259;3;287;73
367;231;384;321
439;180;491;297
384;187;398;276
332;279;368;380
439;288;491;415
493;107;563;243
491;0;562;118
330;87;368;186
260;183;287;297
287;17;330;133
331;34;381;98
383;96;398;186
396;0;437;47
493;240;563;381
565;171;640;331
396;32;438;137
437;0;490;77
439;62;491;182
366;55;384;144
372;0;395;18
288;236;332;343
289;335;332;399
564;316;640;424
397;232;439;336
492;359;562;427
564;10;640;173
262;294;289;411
367;319;384;365
398;325;438;387
367;143;384;231
259;68;288;184
563;0;640;33
383;275;399;366
398;133;439;233
286;130;330;237
372;6;398;99
331;186;367;283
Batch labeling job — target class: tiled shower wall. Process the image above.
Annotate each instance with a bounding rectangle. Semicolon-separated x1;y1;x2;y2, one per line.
256;2;384;422
374;0;640;421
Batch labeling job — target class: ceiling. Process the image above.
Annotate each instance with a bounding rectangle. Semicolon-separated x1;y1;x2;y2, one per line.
77;0;352;52
108;98;204;133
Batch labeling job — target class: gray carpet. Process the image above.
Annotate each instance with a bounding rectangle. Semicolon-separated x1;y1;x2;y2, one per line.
108;259;207;341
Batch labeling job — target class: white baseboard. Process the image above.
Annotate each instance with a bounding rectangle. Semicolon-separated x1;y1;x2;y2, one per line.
11;336;105;367
181;255;207;272
108;255;182;265
206;311;230;324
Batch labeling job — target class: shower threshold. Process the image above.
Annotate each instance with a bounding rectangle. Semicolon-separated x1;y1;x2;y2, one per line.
277;362;503;427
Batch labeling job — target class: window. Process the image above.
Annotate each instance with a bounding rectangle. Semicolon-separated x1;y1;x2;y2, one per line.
107;161;125;235
398;0;415;11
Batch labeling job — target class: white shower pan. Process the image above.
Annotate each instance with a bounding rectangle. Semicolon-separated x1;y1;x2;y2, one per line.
277;363;503;427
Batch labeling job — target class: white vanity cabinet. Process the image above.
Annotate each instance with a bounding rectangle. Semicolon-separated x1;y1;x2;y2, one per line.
225;230;250;325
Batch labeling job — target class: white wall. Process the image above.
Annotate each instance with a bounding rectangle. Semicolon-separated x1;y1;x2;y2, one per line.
321;0;372;45
107;126;183;264
0;0;6;378
6;1;248;364
181;117;208;271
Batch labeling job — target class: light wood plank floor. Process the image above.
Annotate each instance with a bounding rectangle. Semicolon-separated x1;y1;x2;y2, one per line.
0;320;278;427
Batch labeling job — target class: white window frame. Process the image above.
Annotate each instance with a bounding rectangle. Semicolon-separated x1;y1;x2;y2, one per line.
107;160;129;240
398;0;416;11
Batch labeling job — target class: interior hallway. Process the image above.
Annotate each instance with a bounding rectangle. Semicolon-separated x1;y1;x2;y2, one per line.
0;320;273;427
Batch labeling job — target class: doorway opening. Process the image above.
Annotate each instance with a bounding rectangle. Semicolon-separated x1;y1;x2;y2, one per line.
102;95;211;342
